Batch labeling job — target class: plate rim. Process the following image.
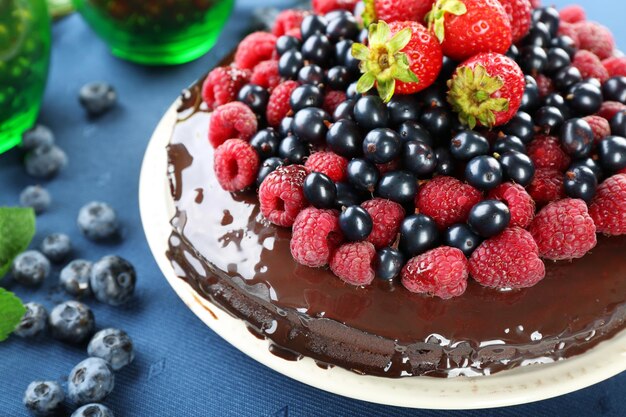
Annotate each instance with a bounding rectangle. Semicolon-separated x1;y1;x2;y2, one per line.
138;102;626;410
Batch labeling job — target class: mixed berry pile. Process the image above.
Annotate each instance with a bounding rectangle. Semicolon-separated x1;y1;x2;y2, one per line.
202;0;626;299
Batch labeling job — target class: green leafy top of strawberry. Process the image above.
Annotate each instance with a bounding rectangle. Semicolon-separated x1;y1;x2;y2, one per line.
426;0;467;43
351;21;419;103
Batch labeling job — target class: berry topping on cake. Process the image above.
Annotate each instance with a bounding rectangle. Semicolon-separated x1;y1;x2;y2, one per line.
361;198;405;249
266;81;299;127
487;182;535;228
259;164;309;227
273;9;307;37
527;134;571;171
291;208;343;267
208;102;258;148
417;176;483;229
234;32;278;70
305;151;348;182
589;174;626;236
401;246;468;299
202;66;251;110
330;241;377;286
214;139;260;192
250;60;281;90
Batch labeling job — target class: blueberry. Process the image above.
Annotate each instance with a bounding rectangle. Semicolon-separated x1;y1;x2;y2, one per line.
332;99;355;122
553;66;582;92
597;136;626;172
278;49;304;79
519;45;548;74
465;156;503;191
276;35;301;55
77;201;119;241
278;117;293;137
298;64;325;86
339;206;373;241
397;121;434;146
88;328;135;371
71;404;115;417
325;9;352;22
346;81;361;100
522;21;552;47
450;131;490;160
22;124;54;151
256;157;284;186
68;357;115;405
20;185;51;214
498;151;535;186
23;380;64;416
40;233;72;263
327;119;362;158
564;166;598;202
292;107;330;144
544;47;571;75
335;182;364;208
334;39;353;64
610;110;626;137
278;135;309;164
444;224;482;257
399;214;439;257
519;78;540;113
347;158;379;192
418;83;447;108
375;248;405;280
237;84;269;115
303;172;337;209
468;200;511;238
250;128;280;160
570;157;604;182
566;82;603;115
326;65;351;90
49;300;95;343
79;82;117;116
560;118;594;158
90;255;136;306
354;96;389;131
403;141;437;177
11;250;50;287
602;76;626;104
376;171;417;204
60;259;93;297
325;13;359;42
492;135;526;154
434;147;455;176
24;144;68;178
290;84;324;112
362;128;401;164
543;92;571;119
420;107;453;140
301;34;334;67
532;7;560;36
301;15;327;40
14;302;48;338
534;106;564;134
386;95;421;126
501;112;534;144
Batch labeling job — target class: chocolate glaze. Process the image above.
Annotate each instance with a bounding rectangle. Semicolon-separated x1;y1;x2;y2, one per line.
165;82;626;378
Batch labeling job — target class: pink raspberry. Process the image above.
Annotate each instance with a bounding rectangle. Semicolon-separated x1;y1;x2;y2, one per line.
529;198;597;260
266;81;299;127
469;227;546;289
201;66;251;110
498;0;532;43
285;27;302;40
417;176;483;229
401;247;469;299
572;50;610;83
602;56;626;77
272;9;307;37
330;241;376;286
312;0;359;14
376;159;400;174
290;208;343;267
574;21;615;60
535;74;553;98
589;174;626;235
557;22;581;48
361;198;405;249
582;115;611;144
559;5;586;24
323;91;347;115
234;32;278;70
487;182;535;228
208;102;258;148
213;139;259;192
527;168;565;206
250;60;281;91
527;134;571;171
529;0;541;7
258;164;309;227
304;151;348;182
597;101;626;121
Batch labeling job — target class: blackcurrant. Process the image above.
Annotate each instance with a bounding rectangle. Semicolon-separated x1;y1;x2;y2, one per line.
363;128;402;164
276;35;301;55
334;39;353;64
566;82;603;115
492;134;526;154
347;158;379;192
498;151;535;186
598;136;626;172
278;50;304;79
304;172;337;209
550;35;576;58
256;157;283;186
339;206;373;241
417;83;447;108
249;128;280;159
301;34;334;68
564;166;598;202
545;47;571;75
387;95;421;126
298;65;325;86
301;15;327;40
326;66;351;90
450;131;490;160
560;118;594;158
434;147;455;175
570;157;604;182
375;248;405;281
397;121;434;146
403;141;437;177
420;107;453;140
292;107;330;144
326;14;359;42
399;214;439;257
610;110;626;136
532;7;560;37
522;21;552;48
333;99;355;121
376;171;418;204
278;135;309;164
553;66;582;92
534;106;564;133
444;223;482;257
602;76;626;104
465;156;503;191
501;111;534;143
327;119;362;158
335;182;364;208
519;78;541;113
237;84;269;116
290;84;324;112
354;96;389;130
468;200;511;238
519;45;548;74
506;44;520;61
346;81;360;100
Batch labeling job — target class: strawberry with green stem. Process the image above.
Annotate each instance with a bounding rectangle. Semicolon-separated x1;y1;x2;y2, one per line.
352;20;442;102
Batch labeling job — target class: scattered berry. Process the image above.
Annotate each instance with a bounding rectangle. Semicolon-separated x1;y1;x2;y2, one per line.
290;84;324;112
24;144;67;178
322;90;347;115
566;81;603;115
312;0;359;15
360;202;403;249
60;259;93;297
68;358;114;406
497;150;535;186
450;131;490;161
362;128;402;164
303;172;337;209
71;404;115;417
572;50;610;83
14;302;48;338
22;124;54;151
347;158;379;192
49;300;95;343
589;174;626;235
90;255;136;306
399;214;440;257
214;139;259;192
256;157;284;187
201;66;251;110
364;0;434;24
560;118;594;158
353;96;389;131
444;223;482;257
208;101;258;148
88;328;135;371
498;0;532;43
375;247;405;281
234;31;277;69
250;128;280;159
330;241;376;286
266;81;299;127
290;208;342;267
574;21;615;60
468;199;511;238
602;56;626;77
19;185;51;214
11;250;50;287
292;107;330;143
259;164;309;227
417;176;483;229
23;380;64;416
602;76;626;103
465;155;503;191
597;101;626;121
272;9;306;37
527;134;571;171
583;115;611;144
237;84;270;116
401;247;469;299
535;73;554;97
305;151;348;182
77;201;119;241
564;166;598;202
598;136;626;172
339;205;373;241
487;182;535;228
79;82;117;116
40;233;72;263
278;49;305;79
403;141;437;177
278;135;309;164
559;5;586;24
527;168;565;205
377;171;418;204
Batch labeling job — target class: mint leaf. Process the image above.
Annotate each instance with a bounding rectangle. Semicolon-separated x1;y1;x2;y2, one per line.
0;207;36;279
0;288;25;341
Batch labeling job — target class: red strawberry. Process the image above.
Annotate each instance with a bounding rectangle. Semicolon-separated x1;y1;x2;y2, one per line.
498;0;532;43
351;20;442;101
363;0;434;25
447;53;524;128
426;0;512;61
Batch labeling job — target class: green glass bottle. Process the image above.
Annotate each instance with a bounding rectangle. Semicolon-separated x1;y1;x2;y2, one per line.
72;0;234;65
0;0;51;154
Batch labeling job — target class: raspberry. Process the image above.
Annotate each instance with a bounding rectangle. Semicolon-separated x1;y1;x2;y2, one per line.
250;60;281;91
597;101;626;121
234;32;278;70
572;50;610;83
259;164;309;227
272;9;307;37
401;247;469;299
559;5;586;24
535;73;553;98
322;90;347;115
312;0;359;15
416;176;483;229
527;168;565;206
361;198;405;249
529;198;597;260
470;227;545;289
208;102;258;148
201;66;250;110
266;81;299;127
557;22;581;48
602;56;626;77
290;208;343;267
588;174;626;235
330;241;376;286
286;27;302;40
304;151;348;182
487;182;535;228
582;115;611;144
527;134;571;171
574;21;615;60
529;0;541;7
213;139;259;192
376;159;400;174
620;168;626;175
498;0;532;43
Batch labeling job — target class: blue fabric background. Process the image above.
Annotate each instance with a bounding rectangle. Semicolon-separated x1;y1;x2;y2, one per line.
0;0;624;415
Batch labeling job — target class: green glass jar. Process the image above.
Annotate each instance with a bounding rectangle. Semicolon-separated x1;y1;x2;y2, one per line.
0;0;51;154
72;0;234;65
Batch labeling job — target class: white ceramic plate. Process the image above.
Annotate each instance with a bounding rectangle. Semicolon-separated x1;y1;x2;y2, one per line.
139;102;626;410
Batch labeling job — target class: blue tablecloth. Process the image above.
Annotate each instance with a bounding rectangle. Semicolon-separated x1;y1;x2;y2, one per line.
1;1;625;415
